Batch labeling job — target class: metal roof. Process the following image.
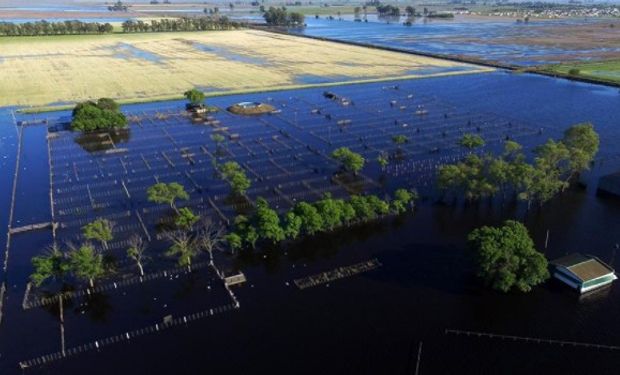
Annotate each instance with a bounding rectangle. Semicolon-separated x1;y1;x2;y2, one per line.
552;253;615;283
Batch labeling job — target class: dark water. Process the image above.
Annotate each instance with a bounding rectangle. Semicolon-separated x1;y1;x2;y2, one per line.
292;17;620;67
1;72;620;374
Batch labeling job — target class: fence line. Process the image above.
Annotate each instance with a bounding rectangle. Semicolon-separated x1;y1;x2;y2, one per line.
294;258;382;289
445;329;620;351
18;301;239;370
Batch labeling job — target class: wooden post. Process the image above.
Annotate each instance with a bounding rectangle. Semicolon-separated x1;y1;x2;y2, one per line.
414;341;423;375
545;229;550;250
59;295;66;357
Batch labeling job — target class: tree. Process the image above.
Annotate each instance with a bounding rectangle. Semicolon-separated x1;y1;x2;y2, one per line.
283;211;302;239
231;215;259;249
314;193;343;231
147;182;189;214
31;245;70;287
175;207;200;229
218;161;251;195
331;147;365;175
468;220;549;293
459;133;485;149
391;188;417;213
71;99;127;132
69;244;105;288
165;230;199;271
225;233;243;252
377;153;389;169
561;122;599;180
82;218;114;250
263;7;305;26
405;6;416;16
254;197;285;244
196;218;225;265
293;202;324;235
392;134;408;146
350;195;375;221
184;88;205;106
126;235;148;276
367;195;390;215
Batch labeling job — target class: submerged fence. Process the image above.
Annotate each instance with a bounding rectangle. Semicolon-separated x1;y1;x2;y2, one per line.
294;258;382;289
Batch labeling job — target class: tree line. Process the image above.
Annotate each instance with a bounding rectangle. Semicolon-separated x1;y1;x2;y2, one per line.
438;123;599;207
0;20;113;37
262;7;305;26
225;189;418;252
121;17;243;33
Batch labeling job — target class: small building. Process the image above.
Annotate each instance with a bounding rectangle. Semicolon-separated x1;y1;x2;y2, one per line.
551;253;617;294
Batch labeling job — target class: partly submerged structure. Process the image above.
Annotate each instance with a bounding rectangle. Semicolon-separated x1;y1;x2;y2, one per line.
228;102;275;115
551;253;617;294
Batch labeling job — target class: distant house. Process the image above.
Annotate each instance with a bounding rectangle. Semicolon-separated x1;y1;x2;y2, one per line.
551;253;617;294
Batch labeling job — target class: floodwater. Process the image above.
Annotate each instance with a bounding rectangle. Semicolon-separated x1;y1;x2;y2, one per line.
1;71;620;374
293;16;620;67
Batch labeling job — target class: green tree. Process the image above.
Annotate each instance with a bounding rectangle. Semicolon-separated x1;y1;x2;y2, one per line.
218;161;251;195
314;193;344;231
184;88;205;106
283;211;303;239
391;188;417;214
377;153;389;169
147;182;189;214
71;99;127;132
459;133;485;149
293;202;324;235
69;244;105;288
31;245;70;287
468;220;549;293
232;215;259;249
82;218;114;249
175;207;200;229
367;195;390;216
254;197;285;244
561;122;599;180
225;232;243;252
331;147;365;175
350;195;375;221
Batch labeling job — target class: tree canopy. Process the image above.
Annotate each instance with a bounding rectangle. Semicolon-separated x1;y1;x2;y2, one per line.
218;161;251;195
184;88;205;106
82;218;114;249
459;133;485;149
69;244;106;288
71;98;127;132
263;7;305;26
147;182;189;213
31;246;70;287
468;220;549;293
331;147;365;175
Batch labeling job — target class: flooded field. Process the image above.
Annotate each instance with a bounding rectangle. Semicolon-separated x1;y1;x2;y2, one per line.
294;16;620;67
1;71;620;374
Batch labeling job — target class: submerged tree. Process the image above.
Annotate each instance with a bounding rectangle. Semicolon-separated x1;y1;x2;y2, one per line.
126;235;148;277
147;182;189;214
175;207;200;230
31;245;70;287
331;147;365;175
196;218;225;266
468;220;549;293
218;161;251;195
69;244;105;288
71;98;127;132
165;230;200;271
254;197;285;244
82;219;114;250
184;88;205;106
459;133;485;149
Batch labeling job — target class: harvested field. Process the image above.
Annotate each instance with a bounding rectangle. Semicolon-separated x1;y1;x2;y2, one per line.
0;29;491;108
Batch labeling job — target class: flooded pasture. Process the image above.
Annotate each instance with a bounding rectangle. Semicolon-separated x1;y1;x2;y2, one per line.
0;71;620;374
294;16;620;67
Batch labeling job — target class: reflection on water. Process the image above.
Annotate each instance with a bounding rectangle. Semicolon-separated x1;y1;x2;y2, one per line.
74;129;131;153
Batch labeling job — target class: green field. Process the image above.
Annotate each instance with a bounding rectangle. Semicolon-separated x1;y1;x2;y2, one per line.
542;60;620;85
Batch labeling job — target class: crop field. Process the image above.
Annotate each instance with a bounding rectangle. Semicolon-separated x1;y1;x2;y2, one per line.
0;29;491;108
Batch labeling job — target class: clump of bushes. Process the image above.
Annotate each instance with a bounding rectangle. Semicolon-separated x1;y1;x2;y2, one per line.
71;98;127;131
